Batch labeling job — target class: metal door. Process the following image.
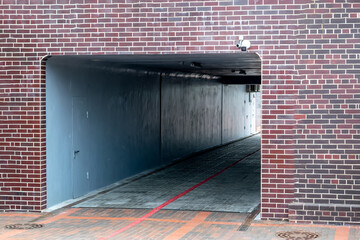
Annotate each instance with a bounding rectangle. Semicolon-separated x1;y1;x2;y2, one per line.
72;97;90;198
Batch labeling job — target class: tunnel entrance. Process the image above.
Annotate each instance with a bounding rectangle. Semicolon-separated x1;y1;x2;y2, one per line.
45;53;261;213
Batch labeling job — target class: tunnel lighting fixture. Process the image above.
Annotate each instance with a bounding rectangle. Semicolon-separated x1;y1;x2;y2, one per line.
190;62;202;68
246;84;260;92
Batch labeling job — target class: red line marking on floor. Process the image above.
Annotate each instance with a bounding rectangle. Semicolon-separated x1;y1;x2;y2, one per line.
98;149;260;240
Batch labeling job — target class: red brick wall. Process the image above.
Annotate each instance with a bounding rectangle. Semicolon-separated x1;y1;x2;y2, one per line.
288;1;360;225
0;0;359;224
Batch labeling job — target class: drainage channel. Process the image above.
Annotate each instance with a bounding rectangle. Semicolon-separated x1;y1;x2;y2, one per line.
237;203;261;231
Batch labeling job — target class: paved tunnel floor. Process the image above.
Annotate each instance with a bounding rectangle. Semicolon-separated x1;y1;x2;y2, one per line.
74;134;261;213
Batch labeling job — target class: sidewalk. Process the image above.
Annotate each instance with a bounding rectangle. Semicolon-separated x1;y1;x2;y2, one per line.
1;208;359;239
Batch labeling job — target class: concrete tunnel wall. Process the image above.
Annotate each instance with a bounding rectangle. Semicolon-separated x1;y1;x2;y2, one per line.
46;58;260;207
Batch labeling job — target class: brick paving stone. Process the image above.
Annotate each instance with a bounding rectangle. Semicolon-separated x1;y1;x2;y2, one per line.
349;228;360;240
151;210;199;221
204;212;247;223
1;208;359;239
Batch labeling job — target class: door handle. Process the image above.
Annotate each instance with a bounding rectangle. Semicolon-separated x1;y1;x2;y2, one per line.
74;150;80;159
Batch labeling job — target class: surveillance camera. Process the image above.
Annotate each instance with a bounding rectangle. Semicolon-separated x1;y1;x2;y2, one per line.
236;39;251;51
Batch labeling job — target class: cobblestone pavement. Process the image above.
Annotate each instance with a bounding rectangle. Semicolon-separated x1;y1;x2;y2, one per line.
1;208;359;239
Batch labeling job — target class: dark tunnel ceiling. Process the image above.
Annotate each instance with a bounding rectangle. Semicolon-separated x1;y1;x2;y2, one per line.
49;53;261;84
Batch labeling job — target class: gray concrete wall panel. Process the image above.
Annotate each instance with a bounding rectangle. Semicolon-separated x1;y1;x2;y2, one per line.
46;60;161;207
46;62;74;207
222;85;246;143
161;76;222;161
222;85;259;144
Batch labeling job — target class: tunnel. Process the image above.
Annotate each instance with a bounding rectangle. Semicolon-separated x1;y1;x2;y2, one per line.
45;53;261;213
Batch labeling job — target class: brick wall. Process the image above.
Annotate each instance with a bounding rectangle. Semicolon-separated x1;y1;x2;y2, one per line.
0;0;359;224
288;1;360;225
